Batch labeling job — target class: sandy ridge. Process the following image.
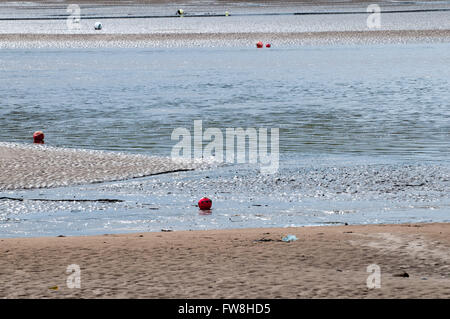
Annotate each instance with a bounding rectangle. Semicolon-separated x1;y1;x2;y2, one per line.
0;143;203;190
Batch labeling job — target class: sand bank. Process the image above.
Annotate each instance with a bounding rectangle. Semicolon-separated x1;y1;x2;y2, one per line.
0;0;394;5
0;223;448;298
0;143;201;191
1;0;450;47
1;30;450;48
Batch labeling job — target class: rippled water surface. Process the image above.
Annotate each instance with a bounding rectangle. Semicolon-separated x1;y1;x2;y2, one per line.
1;44;449;158
0;43;449;237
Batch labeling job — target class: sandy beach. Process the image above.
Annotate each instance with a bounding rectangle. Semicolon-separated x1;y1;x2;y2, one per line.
0;223;448;298
0;0;449;300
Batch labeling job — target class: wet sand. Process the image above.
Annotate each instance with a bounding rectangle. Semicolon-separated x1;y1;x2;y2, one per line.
1;2;449;299
0;143;200;191
0;222;448;298
1;0;450;47
2;30;450;48
0;0;393;4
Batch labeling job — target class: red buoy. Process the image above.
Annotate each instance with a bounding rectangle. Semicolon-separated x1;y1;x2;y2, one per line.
198;197;212;210
256;41;263;48
266;43;271;48
33;131;45;144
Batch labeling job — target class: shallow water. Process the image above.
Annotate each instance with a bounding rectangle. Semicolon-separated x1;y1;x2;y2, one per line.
1;1;450;37
1;44;449;158
1;156;449;237
0;43;449;237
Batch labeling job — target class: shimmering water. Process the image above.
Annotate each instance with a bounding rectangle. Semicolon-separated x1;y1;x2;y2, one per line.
1;1;450;35
1;44;449;158
0;43;449;237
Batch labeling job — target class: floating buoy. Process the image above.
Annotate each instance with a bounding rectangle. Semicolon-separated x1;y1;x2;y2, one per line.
256;41;263;48
198;197;212;210
94;22;102;30
33;131;44;144
266;43;271;48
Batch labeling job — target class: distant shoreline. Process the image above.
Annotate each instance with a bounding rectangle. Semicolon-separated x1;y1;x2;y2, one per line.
1;29;450;48
1;0;449;47
0;0;397;5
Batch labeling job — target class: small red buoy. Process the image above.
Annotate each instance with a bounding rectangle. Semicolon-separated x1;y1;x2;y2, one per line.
198;197;212;210
33;131;45;144
256;41;263;48
266;43;271;48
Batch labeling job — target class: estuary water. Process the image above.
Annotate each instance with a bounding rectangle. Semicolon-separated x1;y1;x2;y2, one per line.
0;43;449;237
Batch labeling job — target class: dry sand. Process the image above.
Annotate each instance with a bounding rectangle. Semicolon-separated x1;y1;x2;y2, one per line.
0;223;448;298
1;2;448;299
0;143;201;191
